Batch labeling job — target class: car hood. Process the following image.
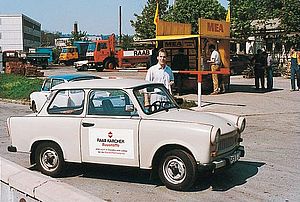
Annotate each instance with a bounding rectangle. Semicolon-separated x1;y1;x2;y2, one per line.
145;108;238;134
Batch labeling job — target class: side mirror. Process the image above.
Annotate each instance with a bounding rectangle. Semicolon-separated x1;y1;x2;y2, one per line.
125;104;135;112
174;98;183;105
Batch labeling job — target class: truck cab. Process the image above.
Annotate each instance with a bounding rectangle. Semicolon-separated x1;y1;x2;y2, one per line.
59;46;79;66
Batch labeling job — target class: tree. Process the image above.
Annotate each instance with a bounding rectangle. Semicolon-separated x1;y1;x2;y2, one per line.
121;35;134;50
166;0;227;34
131;0;169;39
231;0;300;45
41;31;61;47
71;30;87;42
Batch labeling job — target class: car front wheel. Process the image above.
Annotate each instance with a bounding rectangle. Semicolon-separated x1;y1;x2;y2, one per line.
31;101;37;113
35;142;65;177
158;149;197;191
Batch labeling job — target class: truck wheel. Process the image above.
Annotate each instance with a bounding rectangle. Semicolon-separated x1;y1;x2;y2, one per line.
158;149;197;191
35;142;65;177
82;64;88;71
96;65;104;72
105;61;116;69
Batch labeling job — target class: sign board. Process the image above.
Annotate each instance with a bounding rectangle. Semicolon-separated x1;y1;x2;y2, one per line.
157;20;192;36
163;39;195;49
199;18;230;38
89;128;134;159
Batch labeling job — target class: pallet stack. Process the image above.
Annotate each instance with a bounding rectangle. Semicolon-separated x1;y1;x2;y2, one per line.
5;62;44;77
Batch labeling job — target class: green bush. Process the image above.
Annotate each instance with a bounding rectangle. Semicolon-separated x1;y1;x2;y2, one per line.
0;74;43;101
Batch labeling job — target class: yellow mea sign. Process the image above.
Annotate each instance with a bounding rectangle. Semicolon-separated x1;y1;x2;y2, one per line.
199;18;230;38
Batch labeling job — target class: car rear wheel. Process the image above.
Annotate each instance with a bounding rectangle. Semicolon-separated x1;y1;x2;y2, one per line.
35;142;65;177
158;149;197;191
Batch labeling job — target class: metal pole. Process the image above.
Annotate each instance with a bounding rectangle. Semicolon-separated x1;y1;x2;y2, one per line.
119;6;122;45
198;82;202;107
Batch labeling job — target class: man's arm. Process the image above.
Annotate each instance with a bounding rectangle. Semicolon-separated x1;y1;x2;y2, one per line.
145;67;152;82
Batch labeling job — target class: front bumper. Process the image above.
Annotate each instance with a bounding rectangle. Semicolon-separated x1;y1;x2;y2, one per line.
198;146;245;171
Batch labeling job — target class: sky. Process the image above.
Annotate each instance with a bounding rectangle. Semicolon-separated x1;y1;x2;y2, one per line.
1;0;228;35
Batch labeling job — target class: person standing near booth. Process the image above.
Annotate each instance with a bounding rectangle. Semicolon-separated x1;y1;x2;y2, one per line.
208;44;221;95
289;46;300;91
266;52;273;90
252;49;265;90
172;48;189;95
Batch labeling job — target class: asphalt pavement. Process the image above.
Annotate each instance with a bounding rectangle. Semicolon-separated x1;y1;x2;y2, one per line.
1;72;300;201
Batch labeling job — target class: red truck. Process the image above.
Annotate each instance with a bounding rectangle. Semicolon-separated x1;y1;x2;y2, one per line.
74;34;151;71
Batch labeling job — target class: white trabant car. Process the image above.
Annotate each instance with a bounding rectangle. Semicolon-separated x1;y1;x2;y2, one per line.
7;79;246;191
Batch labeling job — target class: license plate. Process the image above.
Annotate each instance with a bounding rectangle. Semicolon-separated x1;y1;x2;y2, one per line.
228;151;240;164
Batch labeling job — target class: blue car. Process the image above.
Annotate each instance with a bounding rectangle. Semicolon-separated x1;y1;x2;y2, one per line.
30;74;100;112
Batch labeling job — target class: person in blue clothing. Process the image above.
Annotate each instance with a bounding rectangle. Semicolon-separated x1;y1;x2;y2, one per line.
289;46;300;91
266;52;273;91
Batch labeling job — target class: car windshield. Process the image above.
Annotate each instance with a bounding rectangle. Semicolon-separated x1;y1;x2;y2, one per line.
133;84;178;115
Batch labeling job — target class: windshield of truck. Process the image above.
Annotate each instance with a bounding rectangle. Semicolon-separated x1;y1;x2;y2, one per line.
61;47;76;53
61;48;68;53
133;84;178;115
87;42;96;52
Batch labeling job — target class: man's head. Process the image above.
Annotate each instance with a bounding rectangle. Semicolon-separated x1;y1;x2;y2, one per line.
157;48;167;67
291;46;295;52
178;48;184;54
257;49;262;54
209;44;216;52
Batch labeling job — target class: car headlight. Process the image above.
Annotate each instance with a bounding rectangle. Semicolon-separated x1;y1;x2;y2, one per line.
237;117;246;133
210;127;221;145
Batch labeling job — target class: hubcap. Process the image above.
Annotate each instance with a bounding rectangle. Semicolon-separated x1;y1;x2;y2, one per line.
163;157;186;184
41;149;59;171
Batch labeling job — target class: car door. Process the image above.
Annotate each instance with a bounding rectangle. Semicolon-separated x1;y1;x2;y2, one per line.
81;89;140;167
44;89;86;162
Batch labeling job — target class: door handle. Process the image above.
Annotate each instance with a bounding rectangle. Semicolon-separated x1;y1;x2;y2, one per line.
82;122;95;127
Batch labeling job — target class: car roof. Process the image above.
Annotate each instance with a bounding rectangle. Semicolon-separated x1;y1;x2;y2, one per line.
48;74;99;81
52;79;153;90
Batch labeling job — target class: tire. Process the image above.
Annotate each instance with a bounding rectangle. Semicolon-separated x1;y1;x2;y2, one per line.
96;64;104;72
105;61;116;69
35;142;65;177
158;149;197;191
82;64;88;71
31;101;37;113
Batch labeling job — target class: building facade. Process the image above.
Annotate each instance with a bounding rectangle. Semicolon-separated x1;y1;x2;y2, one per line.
0;14;41;52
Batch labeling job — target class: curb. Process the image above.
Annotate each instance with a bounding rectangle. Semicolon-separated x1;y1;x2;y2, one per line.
0;157;103;202
0;98;30;105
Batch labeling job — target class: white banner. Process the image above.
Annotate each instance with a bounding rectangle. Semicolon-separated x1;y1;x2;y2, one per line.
89;128;134;159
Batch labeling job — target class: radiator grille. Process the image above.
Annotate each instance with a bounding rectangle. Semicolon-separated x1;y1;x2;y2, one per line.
218;133;238;151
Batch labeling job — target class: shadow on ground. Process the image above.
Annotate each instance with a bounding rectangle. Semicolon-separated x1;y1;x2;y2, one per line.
58;160;265;192
226;84;283;94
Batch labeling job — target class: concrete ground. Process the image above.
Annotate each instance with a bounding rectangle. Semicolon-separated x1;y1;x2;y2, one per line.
1;72;300;201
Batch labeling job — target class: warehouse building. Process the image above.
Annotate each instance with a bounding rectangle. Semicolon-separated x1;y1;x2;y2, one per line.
0;14;41;52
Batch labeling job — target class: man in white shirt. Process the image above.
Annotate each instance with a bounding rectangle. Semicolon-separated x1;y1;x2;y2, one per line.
208;44;221;95
146;48;174;93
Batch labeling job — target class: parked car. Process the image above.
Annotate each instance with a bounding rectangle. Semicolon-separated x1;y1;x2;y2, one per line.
8;79;246;191
230;54;252;75
29;74;100;112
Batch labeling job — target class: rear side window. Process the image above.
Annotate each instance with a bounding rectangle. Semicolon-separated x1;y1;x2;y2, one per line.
52;79;64;88
42;79;51;91
48;89;85;115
